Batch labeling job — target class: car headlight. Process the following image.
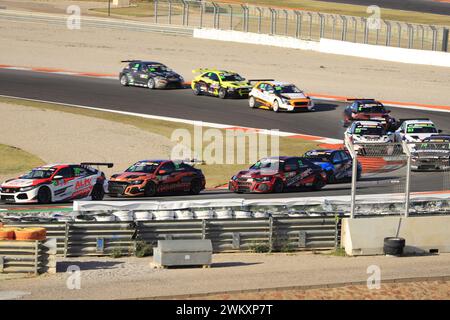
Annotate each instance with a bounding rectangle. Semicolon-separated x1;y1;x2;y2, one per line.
130;180;144;185
281;98;289;104
231;175;237;181
19;186;36;192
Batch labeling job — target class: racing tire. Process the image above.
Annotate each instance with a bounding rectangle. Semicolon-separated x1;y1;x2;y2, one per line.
193;82;202;95
272;100;280;113
147;78;156;90
273;179;284;193
383;237;405;256
91;184;105;201
311;175;326;191
326;171;336;184
37;186;52;204
189;179;202;195
249;96;257;108
218;88;227;99
120;75;129;86
143;181;157;197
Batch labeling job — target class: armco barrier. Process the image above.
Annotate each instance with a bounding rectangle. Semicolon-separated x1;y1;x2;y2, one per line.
4;217;339;256
193;28;450;68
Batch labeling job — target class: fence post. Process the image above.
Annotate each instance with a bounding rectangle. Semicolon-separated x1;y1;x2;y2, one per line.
242;5;249;32
199;0;203;28
385;21;391;46
402;141;412;218
186;1;190;26
431;26;437;50
64;221;70;258
168;0;172;24
346;141;358;219
269;8;275;35
294;10;302;38
308;12;313;39
319;13;324;38
228;4;233;30
340;15;347;41
352;17;357;42
284;9;289;35
442;28;449;52
363;18;368;44
212;2;217;29
182;0;186;26
331;15;336;39
268;216;274;252
407;24;414;48
154;0;158;24
256;7;262;33
201;219;206;239
34;240;39;276
397;22;402;47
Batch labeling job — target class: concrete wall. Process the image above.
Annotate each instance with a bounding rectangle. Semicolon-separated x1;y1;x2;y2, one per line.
341;215;450;256
193;28;450;68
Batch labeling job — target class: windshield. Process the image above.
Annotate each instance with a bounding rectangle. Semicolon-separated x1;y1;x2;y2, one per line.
219;73;243;82
406;124;437;134
125;162;159;173
416;142;450;150
250;159;283;171
274;85;302;94
304;154;331;162
147;65;169;73
21;169;55;179
357;104;386;113
354;126;385;136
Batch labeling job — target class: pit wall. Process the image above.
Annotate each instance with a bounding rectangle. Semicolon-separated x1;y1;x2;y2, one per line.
193;29;450;68
341;215;450;256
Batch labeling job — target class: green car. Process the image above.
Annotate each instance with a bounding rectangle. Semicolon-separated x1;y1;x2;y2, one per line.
191;68;253;99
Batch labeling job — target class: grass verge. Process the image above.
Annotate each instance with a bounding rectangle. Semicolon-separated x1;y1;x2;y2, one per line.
0;143;44;176
0;96;319;188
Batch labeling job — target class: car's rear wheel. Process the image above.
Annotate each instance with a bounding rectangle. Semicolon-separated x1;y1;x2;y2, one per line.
249;96;257;108
120;75;128;86
272;100;280;112
273;179;284;193
144;181;157;197
218;88;227;99
189;179;202;195
91;184;105;201
193;82;202;95
147;78;156;89
37;187;52;204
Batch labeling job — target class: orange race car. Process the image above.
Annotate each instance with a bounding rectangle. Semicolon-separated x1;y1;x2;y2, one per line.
107;160;205;197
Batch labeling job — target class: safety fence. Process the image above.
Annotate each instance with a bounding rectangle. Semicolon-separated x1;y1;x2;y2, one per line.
0;239;57;274
3;216;340;257
147;0;449;51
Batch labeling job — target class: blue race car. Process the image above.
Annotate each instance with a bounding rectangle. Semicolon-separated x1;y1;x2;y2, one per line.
303;149;362;183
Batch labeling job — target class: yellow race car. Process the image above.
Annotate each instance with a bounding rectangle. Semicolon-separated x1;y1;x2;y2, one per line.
191;68;253;99
248;80;314;112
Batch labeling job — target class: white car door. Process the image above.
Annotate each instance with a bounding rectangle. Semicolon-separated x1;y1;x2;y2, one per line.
51;167;76;202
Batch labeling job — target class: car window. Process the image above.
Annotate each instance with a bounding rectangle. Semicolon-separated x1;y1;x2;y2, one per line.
265;84;274;93
56;167;74;179
258;83;266;90
73;166;88;177
284;158;299;172
131;63;140;71
332;152;343;163
209;73;219;82
159;162;176;174
340;151;350;161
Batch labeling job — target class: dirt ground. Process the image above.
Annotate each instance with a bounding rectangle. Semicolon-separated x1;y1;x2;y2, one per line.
0;102;176;181
0;5;449;106
1;252;449;299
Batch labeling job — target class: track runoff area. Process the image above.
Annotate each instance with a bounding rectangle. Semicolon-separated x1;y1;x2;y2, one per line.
0;68;449;210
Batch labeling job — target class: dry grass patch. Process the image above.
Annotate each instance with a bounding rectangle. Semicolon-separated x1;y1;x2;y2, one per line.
0;144;44;176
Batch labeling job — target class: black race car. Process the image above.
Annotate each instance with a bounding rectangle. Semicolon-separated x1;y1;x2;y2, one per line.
343;98;397;130
119;60;184;89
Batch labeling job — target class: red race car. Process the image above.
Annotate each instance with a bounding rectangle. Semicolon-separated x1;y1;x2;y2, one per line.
228;156;327;193
108;159;206;197
343;98;397;130
0;162;112;204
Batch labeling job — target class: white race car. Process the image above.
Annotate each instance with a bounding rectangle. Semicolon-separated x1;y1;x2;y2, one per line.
0;163;112;204
248;80;313;112
394;119;441;143
344;121;394;152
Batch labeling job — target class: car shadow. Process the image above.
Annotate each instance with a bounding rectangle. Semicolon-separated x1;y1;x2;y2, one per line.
57;260;125;273
310;102;339;112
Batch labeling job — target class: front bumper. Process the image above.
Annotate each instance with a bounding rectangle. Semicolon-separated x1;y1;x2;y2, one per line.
411;158;450;171
0;188;39;203
228;179;274;193
107;181;146;197
155;79;183;89
281;99;313;111
228;87;251;97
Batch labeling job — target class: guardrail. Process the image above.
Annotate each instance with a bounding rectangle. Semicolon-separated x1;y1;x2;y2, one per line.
0;239;57;274
151;0;449;52
4;216;340;256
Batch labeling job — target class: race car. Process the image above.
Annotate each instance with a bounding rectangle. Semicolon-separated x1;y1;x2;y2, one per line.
343;99;396;130
191;68;252;98
394;119;441;143
344;121;394;153
107;160;206;197
410;135;450;171
248;80;313;112
304;149;362;183
228;156;327;193
0;163;112;204
119;60;184;89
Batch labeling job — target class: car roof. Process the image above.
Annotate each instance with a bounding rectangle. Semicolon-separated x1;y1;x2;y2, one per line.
136;160;166;163
354;100;382;104
261;81;294;86
353;120;383;126
306;149;336;154
403;120;435;125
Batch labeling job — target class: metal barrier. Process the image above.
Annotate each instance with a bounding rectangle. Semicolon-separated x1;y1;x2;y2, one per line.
149;0;449;52
0;239;57;274
5;216;340;256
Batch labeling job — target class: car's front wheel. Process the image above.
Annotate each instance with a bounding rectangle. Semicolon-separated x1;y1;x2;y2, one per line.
120;75;128;86
272;100;280;112
249;96;257;108
144;181;157;197
193;82;202;95
273;179;284;193
189;179;202;195
218;88;227;99
311;175;326;191
37;187;52;204
147;78;156;89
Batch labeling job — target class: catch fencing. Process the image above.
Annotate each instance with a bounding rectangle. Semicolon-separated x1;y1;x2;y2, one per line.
4;216;340;257
147;0;449;52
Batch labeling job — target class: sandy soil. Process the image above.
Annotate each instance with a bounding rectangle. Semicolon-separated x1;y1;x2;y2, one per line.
0;7;449;106
0;102;176;181
0;252;449;299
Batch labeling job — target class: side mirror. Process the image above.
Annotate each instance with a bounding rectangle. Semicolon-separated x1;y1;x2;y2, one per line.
438;129;443;133
158;170;167;175
53;175;63;180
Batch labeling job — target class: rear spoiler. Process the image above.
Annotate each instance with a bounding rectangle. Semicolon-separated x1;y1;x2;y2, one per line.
397;118;431;126
121;60;141;63
192;68;217;74
248;79;275;85
173;158;205;167
81;162;114;168
346;98;376;101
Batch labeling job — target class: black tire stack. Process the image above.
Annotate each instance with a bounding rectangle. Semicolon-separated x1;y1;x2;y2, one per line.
383;237;405;256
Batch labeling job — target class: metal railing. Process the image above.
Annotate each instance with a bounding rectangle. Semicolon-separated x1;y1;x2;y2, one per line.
149;0;449;52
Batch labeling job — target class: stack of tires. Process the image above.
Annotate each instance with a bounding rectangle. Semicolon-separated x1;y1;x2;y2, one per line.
0;227;47;241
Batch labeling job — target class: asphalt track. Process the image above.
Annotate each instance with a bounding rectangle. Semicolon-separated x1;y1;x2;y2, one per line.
319;0;450;16
0;69;449;207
